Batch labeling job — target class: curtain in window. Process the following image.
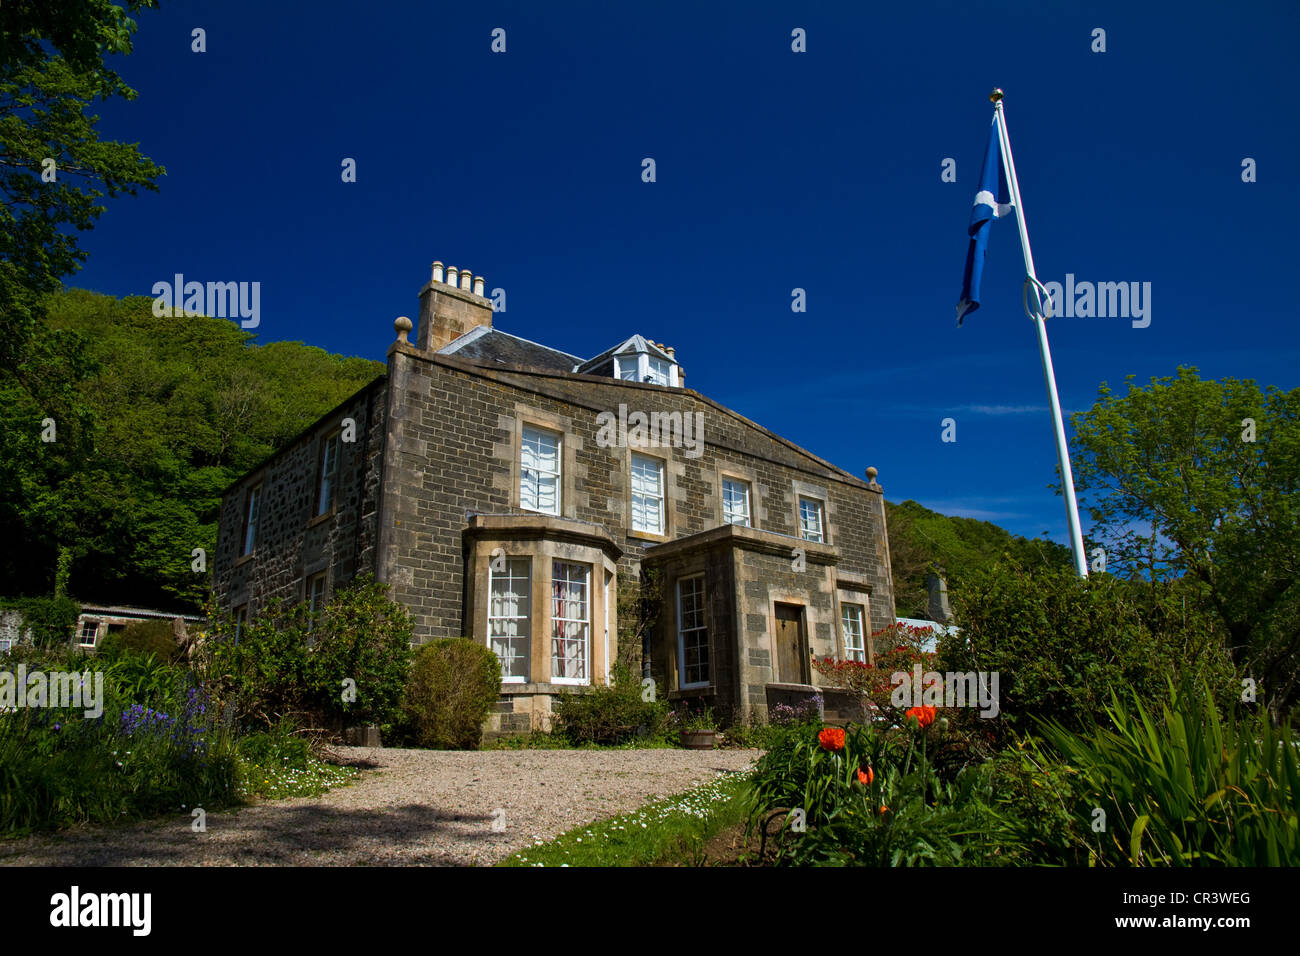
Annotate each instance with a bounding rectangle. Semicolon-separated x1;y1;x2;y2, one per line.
490;560;530;679
631;457;663;533
551;564;588;680
521;428;559;513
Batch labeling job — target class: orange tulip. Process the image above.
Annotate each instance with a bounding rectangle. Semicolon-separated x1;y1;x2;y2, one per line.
857;766;874;786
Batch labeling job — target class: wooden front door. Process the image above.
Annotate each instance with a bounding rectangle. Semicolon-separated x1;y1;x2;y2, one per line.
774;603;808;684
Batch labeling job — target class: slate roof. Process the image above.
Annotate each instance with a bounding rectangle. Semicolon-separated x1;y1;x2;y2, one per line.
437;326;583;373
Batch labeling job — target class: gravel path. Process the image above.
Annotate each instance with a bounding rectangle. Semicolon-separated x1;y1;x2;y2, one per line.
0;747;761;867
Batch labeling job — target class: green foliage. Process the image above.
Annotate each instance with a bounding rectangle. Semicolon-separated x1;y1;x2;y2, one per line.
720;711;810;750
812;621;939;725
616;567;662;675
0;645;240;836
886;499;1071;618
743;721;1016;866
0;2;159;91
198;600;310;732
236;724;313;769
97;618;180;663
1068;366;1300;720
199;575;412;737
300;576;413;732
403;638;501;750
1030;679;1300;866
101;651;183;709
553;663;670;746
0;2;163;377
0;594;79;647
987;746;1093;866
939;561;1237;741
499;772;752;867
231;720;357;799
675;704;716;733
0;289;385;607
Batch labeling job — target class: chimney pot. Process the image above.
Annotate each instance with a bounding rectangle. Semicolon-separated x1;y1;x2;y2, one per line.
473;275;485;297
416;263;494;352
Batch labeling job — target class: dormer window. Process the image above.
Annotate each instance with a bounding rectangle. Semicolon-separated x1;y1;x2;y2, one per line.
612;352;677;386
645;357;671;386
581;335;681;387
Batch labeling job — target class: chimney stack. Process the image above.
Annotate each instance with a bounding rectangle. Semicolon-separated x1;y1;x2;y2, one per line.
416;259;494;352
926;573;953;625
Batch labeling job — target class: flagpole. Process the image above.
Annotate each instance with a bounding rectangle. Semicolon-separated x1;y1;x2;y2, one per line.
989;88;1089;578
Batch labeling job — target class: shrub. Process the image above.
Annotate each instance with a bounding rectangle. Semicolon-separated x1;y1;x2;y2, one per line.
813;621;939;725
939;562;1237;740
98;619;181;662
552;663;669;746
198;575;413;737
403;638;500;749
198;599;310;732
299;576;413;733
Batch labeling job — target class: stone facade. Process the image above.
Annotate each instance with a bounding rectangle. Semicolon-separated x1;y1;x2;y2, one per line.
212;264;896;736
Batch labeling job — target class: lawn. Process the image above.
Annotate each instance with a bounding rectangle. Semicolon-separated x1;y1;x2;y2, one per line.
498;770;753;867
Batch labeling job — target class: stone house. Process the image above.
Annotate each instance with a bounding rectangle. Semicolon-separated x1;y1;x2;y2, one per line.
212;261;895;734
0;604;200;655
72;605;202;654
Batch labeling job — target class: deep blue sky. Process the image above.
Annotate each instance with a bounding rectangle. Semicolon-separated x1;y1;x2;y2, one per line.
73;0;1299;546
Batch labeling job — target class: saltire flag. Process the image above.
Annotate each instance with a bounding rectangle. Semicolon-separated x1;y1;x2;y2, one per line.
956;114;1015;325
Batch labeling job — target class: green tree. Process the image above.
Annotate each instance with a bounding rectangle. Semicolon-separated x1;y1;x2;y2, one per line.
1068;367;1300;719
0;289;384;607
1;0;163;380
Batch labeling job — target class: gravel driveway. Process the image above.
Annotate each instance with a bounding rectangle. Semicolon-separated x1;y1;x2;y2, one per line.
0;747;761;867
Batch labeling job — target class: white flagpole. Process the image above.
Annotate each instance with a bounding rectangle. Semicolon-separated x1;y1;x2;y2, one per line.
989;88;1089;578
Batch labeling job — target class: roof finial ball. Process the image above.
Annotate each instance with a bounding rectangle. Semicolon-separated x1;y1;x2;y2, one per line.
989;87;1004;104
394;315;413;344
865;466;879;483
